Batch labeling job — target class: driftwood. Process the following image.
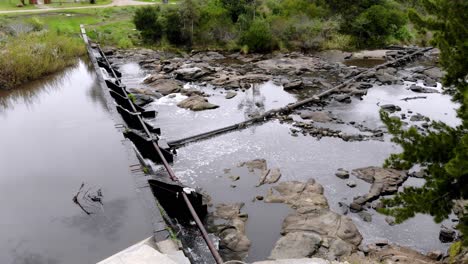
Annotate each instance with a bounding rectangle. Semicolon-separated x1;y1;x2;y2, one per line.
401;96;427;101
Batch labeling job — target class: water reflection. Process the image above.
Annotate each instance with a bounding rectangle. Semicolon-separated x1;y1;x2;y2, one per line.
61;199;129;242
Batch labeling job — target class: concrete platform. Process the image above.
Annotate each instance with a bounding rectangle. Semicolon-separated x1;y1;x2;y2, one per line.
98;237;190;264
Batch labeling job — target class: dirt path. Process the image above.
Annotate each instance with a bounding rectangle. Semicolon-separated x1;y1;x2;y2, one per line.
0;0;170;14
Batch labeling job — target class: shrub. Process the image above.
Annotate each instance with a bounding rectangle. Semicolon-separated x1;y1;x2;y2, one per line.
117;37;133;49
164;8;190;45
351;4;407;47
133;6;163;42
240;18;276;53
27;17;44;32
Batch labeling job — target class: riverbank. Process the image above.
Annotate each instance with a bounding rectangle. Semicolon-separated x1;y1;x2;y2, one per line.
0;31;85;90
105;45;465;263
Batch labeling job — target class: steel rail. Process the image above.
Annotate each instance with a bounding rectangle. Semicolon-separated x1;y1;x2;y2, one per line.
81;25;223;264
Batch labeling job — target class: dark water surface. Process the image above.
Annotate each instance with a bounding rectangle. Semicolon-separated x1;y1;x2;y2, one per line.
0;60;153;264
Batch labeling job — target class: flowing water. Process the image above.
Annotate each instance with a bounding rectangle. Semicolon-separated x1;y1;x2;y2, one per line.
0;60;154;264
117;60;459;262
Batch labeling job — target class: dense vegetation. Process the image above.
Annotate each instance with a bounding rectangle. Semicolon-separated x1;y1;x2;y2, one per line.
133;0;420;52
379;0;468;246
0;19;86;89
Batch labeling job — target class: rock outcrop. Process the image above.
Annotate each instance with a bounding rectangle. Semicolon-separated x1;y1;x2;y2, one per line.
351;167;408;208
208;203;251;261
265;180;362;260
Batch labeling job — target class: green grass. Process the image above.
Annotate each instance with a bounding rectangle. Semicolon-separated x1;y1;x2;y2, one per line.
0;0;37;10
0;31;86;89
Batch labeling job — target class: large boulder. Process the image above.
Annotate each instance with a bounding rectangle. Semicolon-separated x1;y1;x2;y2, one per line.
210;203;251;261
265;180;362;260
177;95;219;111
174;67;208;81
149;79;182;95
270;232;322;259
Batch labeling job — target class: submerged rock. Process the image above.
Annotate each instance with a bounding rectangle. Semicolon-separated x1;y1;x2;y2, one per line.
177;95;219;111
225;91;237;99
300;111;333;123
258;168;282;186
335;169;350;179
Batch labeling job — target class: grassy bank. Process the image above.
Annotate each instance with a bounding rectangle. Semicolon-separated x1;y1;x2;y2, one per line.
0;31;86;89
0;0;36;10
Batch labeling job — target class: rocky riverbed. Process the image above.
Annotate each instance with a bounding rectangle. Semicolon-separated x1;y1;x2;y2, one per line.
105;47;464;263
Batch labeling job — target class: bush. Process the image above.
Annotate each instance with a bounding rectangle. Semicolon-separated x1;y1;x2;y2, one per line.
133;6;163;42
351;4;407;47
27;17;44;32
117;37;133;49
240;18;276;53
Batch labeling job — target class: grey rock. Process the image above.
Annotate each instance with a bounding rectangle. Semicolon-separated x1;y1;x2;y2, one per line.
439;225;456;243
380;104;401;113
427;250;443;261
335;169;350;179
352;167;408;205
334;94;351;103
269;232;322;259
177;95;219;111
349;202;363;213
149;79;182;95
358;211;372;222
409;84;438;93
385;216;396;226
284;80;303;90
174;67;207;81
410;113;426;122
346;180;357;188
225;91;237;99
300;111;333;123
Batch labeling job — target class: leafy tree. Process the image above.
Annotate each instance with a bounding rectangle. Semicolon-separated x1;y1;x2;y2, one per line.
164;7;190;45
379;0;468;245
133;6;164;42
351;4;407;47
240;18;276;52
220;0;254;22
180;0;201;43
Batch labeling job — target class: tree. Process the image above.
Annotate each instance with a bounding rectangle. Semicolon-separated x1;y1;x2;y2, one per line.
180;0;201;44
379;0;468;245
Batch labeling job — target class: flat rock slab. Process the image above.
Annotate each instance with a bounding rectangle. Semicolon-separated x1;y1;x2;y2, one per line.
149;79;182;95
300;111;333;123
265;179;362;260
352;166;408;204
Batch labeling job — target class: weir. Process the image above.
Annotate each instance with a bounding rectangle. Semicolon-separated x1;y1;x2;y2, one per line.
81;25;223;263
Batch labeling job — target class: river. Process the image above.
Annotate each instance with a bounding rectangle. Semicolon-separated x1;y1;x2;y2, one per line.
116;58;458;262
0;60;153;264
